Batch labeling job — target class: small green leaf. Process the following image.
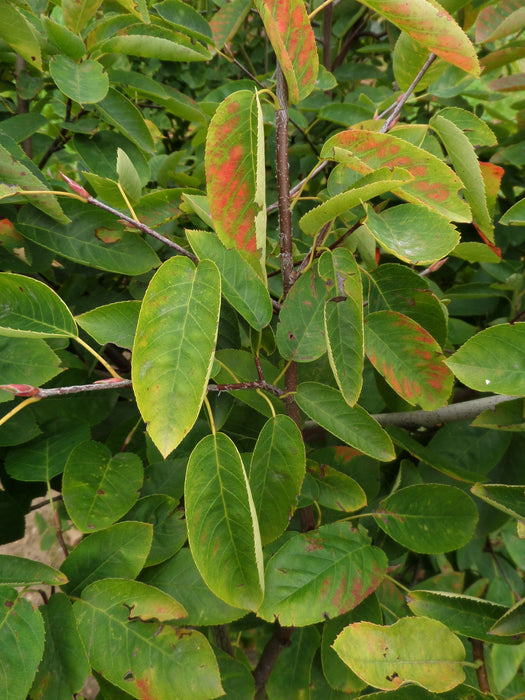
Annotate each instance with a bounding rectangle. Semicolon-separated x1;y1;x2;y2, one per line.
76;300;140;349
132;257;221;458
63;0;103;33
62;441;143;532
185;432;264;610
500;198;525;225
490;597;525;637
446;323;525;395
249;415;306;545
321;130;471;222
153;0;213;44
98;88;155;152
364;203;460;264
116;147;142;202
333;617;466;692
187;230;272;330
308;462;367;513
258;522;387;626
407;590;512;643
61;521;153;596
374;484;478;554
50;56;109;104
295;382;395;462
0;555;68;586
74;579;223;700
0;337;63;393
42;17;86;61
30;593;90;699
0;587;45;699
365;310;453;410
205;90;266;278
471;484;525;520
0;274;75;339
254;0;318;104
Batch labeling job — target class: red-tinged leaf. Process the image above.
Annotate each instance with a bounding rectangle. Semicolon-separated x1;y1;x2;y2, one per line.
254;0;319;104
475;0;522;43
205;90;266;279
321;129;471;222
365;310;453;410
480;162;504;217
210;0;251;49
481;46;525;75
479;6;525;42
489;74;525;93
356;0;479;76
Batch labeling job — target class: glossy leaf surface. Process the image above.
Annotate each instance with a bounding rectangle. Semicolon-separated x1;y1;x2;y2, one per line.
249;415;305;545
374;484;478;553
0;555;67;586
63;441;143;532
446;323;525;395
254;0;318;104
132;257;221;458
205;90;266;277
321;129;471;222
365;310;453;409
76;300;140;349
50;56;109;104
258;522;387;626
308;462;367;513
333;617;466;692
185;432;264;610
296;382;395;461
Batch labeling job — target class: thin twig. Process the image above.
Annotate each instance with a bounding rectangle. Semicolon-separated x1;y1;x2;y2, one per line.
470;639;491;693
30;495;63;512
295;221;332;276
380;53;437;133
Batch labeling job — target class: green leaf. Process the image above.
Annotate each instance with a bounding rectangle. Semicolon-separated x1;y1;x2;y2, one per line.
365;263;448;347
430;114;493;241
185;432;264;610
374;484;478;553
451;241;501;264
98;88;155;152
446;323;525;395
365;310;453;410
63;441;143;532
361;686;494;700
299;168;413;236
254;0;319;104
187;230;272;330
471;484;525;520
333;617;466;692
321;130;471;222
356;0;479;76
17;203;160;275
132;257;221;458
363;203;460;264
0;587;45;699
490;597;525;637
42;17;87;61
276;266;330;362
73;131;150;184
407;590;513;643
76;301;140;349
258;522;387;626
435;108;497;149
0;0;42;70
50;56;109;104
61;521;153;596
5;423;90;481
0;336;63;393
0;114;47;144
318;249;364;406
30;593;90;699
0;555;68;586
63;0;103;33
266;626;320;700
153;0;213;44
249;415;306;545
123;495;187;567
308;462;367;513
0;272;77;338
74;579;223;700
210;0;252;49
141;548;246;626
500;198;525;225
205;90;266;278
295;382;395;462
117;148;142;203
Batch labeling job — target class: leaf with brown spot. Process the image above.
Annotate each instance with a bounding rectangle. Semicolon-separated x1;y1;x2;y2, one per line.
205;90;266;278
254;0;318;104
321;129;472;222
364;310;453;410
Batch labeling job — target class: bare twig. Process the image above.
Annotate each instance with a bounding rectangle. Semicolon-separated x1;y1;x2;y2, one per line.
380;53;437;133
470;639;491;693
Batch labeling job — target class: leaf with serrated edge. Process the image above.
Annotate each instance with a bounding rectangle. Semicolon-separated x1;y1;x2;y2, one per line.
471;484;525;520
254;0;318;104
132;257;221;458
321;129;471;222
185;432;264;610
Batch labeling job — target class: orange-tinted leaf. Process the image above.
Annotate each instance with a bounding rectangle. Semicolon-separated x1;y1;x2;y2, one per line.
205;90;266;279
480;162;504;217
321;129;471;222
210;0;251;49
489;74;525;93
357;0;479;76
254;0;318;104
475;0;522;43
365;310;453;410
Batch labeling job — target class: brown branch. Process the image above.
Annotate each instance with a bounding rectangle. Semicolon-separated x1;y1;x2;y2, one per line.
252;625;294;697
470;639;491;693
